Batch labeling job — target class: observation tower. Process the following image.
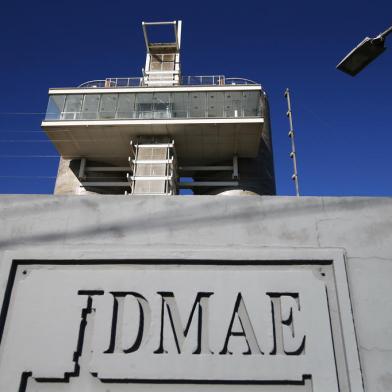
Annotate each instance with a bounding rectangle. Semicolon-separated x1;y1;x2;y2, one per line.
0;18;388;392
41;20;275;196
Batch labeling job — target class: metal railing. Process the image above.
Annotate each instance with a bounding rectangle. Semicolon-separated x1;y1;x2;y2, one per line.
79;78;143;88
181;75;225;85
77;76;259;88
225;78;259;85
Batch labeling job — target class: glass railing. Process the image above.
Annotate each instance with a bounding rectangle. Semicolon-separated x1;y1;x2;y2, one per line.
44;90;262;121
77;76;259;88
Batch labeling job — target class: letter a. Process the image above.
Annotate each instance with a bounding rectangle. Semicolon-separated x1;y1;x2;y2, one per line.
220;293;263;355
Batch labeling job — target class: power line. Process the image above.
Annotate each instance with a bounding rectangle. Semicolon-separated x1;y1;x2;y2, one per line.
0;112;47;115
0;138;51;142
0;155;59;158
0;139;135;143
0;155;128;159
0;130;47;133
0;175;128;179
0;175;56;179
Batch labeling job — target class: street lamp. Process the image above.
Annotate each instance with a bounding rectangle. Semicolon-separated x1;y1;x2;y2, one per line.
337;25;392;76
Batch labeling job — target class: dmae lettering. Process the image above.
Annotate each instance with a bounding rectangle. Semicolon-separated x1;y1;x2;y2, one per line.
80;290;306;356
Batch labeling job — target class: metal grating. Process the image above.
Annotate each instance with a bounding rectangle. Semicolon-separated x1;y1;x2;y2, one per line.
130;139;177;195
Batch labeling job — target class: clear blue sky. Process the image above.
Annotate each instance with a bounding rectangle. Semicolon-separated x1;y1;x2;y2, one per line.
0;0;391;196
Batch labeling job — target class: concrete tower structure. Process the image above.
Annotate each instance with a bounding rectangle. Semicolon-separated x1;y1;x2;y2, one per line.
0;20;392;392
42;21;275;196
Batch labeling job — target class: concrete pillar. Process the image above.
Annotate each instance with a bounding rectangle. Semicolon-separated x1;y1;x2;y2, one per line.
54;158;92;195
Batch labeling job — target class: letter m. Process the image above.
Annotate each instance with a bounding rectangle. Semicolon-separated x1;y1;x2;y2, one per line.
154;292;213;354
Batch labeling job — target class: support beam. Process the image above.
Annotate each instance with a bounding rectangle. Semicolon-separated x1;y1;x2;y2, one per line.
232;155;238;179
85;167;132;172
81;182;130;187
179;166;233;171
78;158;86;180
180;181;239;188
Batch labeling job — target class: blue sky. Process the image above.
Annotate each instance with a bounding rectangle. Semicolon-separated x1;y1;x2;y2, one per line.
0;0;391;196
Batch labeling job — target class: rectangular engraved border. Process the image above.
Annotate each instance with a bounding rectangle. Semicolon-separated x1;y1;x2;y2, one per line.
0;247;364;391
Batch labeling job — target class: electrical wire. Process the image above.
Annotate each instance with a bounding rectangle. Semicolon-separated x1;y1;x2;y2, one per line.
0;130;50;133
0;155;128;159
0;112;47;115
0;139;136;143
0;175;56;179
0;176;128;179
0;155;59;158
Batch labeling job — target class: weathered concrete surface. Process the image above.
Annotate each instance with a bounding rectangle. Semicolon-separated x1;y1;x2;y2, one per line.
54;158;91;195
0;195;391;391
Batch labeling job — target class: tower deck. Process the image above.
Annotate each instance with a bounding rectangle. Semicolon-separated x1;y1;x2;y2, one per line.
42;83;265;166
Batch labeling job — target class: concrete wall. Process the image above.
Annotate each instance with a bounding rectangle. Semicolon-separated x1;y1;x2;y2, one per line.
0;195;391;391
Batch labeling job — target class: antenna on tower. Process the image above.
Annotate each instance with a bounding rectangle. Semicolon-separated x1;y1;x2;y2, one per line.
284;88;300;196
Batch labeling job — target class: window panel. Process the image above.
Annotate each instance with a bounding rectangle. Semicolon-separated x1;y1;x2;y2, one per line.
45;95;65;120
153;92;171;119
99;94;118;119
47;90;261;121
81;94;100;120
189;92;206;118
117;94;136;119
63;95;83;119
225;91;243;117
171;92;188;118
243;91;260;117
136;93;153;118
207;92;224;118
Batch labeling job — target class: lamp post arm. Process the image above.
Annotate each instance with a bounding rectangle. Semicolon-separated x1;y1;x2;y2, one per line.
376;25;392;41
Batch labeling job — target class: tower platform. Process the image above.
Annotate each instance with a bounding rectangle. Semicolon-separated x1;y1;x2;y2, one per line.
42;84;265;166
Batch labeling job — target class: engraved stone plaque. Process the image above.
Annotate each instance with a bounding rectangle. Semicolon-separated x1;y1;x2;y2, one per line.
0;255;363;392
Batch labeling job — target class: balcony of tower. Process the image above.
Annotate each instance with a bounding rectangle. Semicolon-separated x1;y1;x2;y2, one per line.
41;76;266;167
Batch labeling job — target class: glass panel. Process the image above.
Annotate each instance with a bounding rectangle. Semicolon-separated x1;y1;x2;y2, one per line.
225;91;243;117
171;92;188;118
45;95;65;120
47;90;260;121
62;95;83;120
99;94;118;119
117;94;136;119
153;93;171;119
81;94;100;120
189;92;206;118
243;91;260;117
136;93;153;118
207;92;224;117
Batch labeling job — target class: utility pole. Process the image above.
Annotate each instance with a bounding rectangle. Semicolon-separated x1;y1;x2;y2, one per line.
284;88;300;196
